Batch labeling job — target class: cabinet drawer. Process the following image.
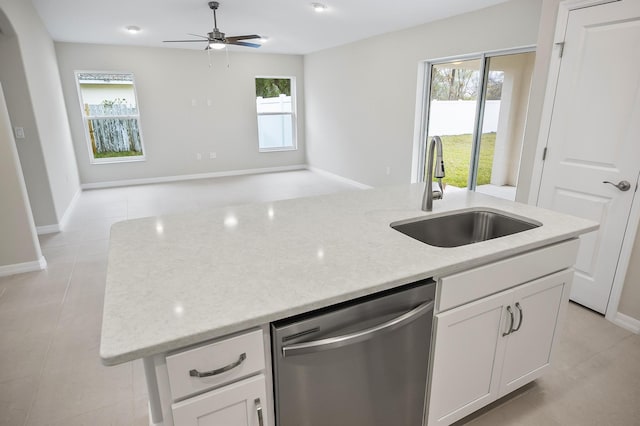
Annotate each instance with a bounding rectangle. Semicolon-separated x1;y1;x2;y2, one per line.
437;239;579;312
167;329;265;400
172;374;269;426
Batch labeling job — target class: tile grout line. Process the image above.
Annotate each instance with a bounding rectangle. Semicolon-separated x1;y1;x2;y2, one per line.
22;237;81;426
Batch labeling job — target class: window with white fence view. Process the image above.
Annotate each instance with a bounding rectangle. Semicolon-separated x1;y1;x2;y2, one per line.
255;77;296;151
421;50;535;201
75;72;144;162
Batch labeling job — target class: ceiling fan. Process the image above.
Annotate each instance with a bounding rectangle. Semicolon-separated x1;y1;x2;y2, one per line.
163;1;261;50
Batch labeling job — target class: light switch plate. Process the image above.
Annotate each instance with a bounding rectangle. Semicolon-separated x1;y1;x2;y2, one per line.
14;127;25;139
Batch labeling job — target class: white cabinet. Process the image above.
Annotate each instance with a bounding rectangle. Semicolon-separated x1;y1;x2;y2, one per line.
145;328;272;426
172;374;268;426
498;273;568;397
427;288;511;425
427;269;573;426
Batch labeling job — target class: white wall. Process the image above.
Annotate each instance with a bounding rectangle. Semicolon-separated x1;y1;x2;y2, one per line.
517;0;561;203
620;231;640;321
490;52;535;187
0;83;42;270
55;43;306;185
0;26;58;226
0;0;80;227
303;0;542;187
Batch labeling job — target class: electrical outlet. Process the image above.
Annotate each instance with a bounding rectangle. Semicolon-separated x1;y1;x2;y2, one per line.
210;152;217;159
196;153;202;160
14;127;25;139
191;99;197;107
386;166;391;175
207;99;212;107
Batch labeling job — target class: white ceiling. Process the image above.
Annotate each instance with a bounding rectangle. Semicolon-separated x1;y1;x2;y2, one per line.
31;0;509;55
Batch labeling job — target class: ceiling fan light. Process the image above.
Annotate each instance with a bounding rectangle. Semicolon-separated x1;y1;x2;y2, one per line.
209;41;226;50
312;3;327;12
259;37;269;43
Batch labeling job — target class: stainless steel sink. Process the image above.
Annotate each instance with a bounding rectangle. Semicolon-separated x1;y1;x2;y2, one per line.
391;209;541;247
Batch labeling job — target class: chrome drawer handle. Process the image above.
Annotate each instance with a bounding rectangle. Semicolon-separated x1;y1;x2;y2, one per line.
189;353;246;378
502;305;514;337
603;180;631;191
255;398;264;426
513;302;524;332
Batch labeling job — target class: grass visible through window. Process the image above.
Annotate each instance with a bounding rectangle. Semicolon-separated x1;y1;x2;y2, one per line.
94;150;143;159
428;133;496;188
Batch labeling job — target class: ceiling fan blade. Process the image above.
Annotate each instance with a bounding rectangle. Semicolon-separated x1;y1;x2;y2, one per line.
225;34;261;42
228;41;261;48
187;33;209;39
163;39;208;43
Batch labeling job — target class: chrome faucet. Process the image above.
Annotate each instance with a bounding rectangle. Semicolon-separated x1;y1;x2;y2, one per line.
422;136;445;212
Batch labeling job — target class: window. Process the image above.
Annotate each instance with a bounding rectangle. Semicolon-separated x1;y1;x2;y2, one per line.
255;77;296;151
75;72;145;163
418;49;535;201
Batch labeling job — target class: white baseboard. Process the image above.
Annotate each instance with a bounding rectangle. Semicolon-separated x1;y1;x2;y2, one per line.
80;165;308;190
35;188;81;235
306;166;372;189
59;188;81;231
0;256;47;278
36;224;60;235
612;312;640;334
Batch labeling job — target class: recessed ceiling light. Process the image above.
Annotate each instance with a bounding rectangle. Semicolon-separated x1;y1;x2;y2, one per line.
312;3;327;13
126;26;141;34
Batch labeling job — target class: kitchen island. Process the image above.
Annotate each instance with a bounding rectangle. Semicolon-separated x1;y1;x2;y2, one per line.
100;183;598;425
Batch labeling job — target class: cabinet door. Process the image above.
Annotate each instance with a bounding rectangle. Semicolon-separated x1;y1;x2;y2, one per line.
427;290;512;426
498;270;572;397
172;374;268;426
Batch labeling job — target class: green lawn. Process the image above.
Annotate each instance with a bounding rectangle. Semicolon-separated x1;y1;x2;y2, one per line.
427;133;495;188
94;150;143;159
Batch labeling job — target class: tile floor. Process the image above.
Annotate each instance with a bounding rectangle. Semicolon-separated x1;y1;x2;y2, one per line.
0;170;638;425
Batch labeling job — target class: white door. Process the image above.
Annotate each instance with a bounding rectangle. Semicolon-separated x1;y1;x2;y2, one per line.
537;0;640;313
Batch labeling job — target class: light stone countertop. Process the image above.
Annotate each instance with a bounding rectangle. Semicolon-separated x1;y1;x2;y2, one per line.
100;184;598;366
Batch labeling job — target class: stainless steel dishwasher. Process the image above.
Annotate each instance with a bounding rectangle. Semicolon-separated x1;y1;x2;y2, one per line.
271;279;435;426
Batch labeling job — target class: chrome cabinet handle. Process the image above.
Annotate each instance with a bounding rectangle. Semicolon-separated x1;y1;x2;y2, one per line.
513;302;524;332
255;398;264;426
281;300;434;357
603;180;631;191
502;305;514;337
189;353;246;378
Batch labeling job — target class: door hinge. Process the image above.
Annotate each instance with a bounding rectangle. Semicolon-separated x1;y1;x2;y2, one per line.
555;42;565;58
542;147;548;161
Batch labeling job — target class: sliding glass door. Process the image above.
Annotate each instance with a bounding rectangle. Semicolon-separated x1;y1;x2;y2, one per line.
425;59;482;189
420;50;535;200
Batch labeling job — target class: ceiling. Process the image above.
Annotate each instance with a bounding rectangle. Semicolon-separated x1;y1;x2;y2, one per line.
31;0;509;55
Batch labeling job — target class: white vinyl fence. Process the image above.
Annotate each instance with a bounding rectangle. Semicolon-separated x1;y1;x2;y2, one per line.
256;95;294;149
428;100;501;135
